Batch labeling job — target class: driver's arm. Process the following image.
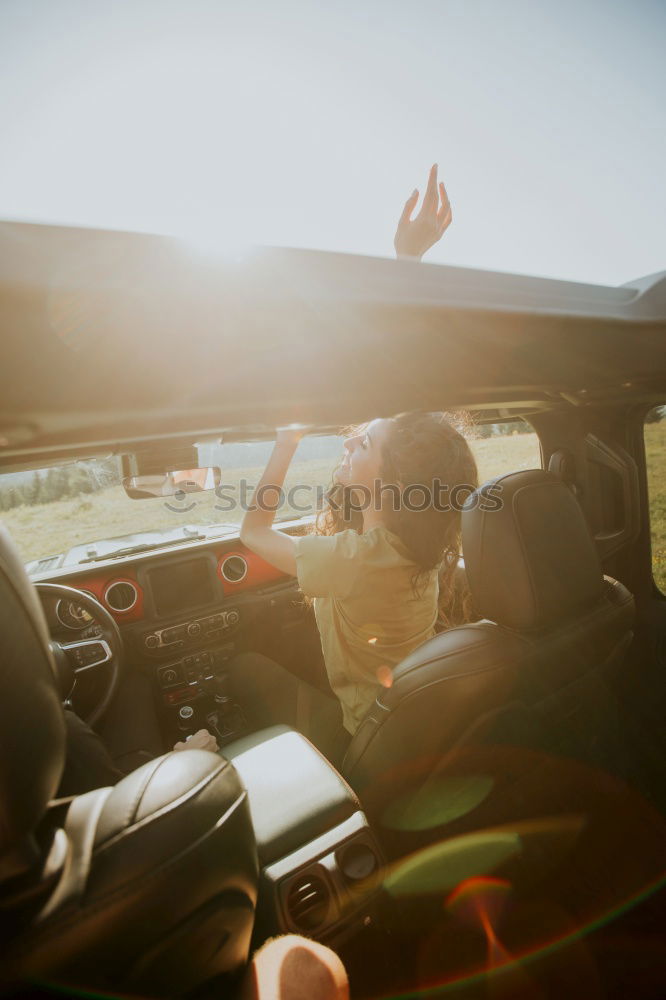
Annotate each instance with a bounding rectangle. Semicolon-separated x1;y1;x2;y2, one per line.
57;709;124;797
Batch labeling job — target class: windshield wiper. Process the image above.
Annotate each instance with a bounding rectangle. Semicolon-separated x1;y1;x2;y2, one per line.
80;535;206;563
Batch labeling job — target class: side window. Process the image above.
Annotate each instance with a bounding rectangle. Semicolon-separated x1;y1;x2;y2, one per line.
469;418;541;483
645;405;666;594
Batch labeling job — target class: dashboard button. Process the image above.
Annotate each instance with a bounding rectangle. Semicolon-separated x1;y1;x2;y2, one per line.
163;625;186;643
145;634;159;649
226;610;240;626
187;622;202;638
165;689;190;705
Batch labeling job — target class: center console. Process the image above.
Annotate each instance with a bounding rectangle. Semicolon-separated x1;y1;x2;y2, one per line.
130;554;252;744
221;726;384;946
141;627;247;745
105;549;386;951
121;551;384;944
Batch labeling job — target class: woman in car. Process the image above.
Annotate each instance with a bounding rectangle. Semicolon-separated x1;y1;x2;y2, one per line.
57;162;457;789
237;408;478;765
232;165;472;765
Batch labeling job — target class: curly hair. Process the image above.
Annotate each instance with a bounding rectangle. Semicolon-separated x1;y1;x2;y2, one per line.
312;411;479;616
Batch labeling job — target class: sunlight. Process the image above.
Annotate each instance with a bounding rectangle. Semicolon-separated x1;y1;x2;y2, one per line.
171;224;254;266
3;3;663;283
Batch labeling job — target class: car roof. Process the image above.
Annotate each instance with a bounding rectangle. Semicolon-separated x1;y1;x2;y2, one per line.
1;219;665;469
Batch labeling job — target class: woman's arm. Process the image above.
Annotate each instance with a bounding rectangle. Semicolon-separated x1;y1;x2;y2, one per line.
239;429;303;576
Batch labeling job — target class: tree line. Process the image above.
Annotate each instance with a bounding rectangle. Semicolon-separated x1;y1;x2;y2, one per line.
0;458;121;513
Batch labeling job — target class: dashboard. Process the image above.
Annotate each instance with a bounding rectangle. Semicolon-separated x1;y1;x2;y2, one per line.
36;526;313;725
41;543;288;629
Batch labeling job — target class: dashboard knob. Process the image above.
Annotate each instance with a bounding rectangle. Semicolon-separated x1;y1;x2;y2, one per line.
145;634;159;648
187;622;202;638
226;610;239;626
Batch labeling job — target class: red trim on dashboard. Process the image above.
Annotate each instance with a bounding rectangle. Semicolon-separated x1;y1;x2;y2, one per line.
72;574;145;623
47;539;294;621
216;547;286;594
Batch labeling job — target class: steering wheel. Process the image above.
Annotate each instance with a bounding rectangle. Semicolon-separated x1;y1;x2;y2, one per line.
36;582;124;727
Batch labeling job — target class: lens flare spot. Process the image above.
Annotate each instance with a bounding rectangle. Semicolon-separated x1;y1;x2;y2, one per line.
446;875;511;917
384;831;522;898
382;774;494;831
446;877;513;968
376;665;393;688
368;636;378;644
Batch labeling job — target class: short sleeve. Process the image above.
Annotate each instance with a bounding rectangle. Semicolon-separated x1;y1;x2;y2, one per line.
294;530;363;599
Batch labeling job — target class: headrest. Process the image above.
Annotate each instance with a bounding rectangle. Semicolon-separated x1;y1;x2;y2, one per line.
0;523;66;865
462;470;604;631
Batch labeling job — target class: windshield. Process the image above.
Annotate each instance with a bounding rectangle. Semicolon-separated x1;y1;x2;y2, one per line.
0;423;541;568
0;436;345;567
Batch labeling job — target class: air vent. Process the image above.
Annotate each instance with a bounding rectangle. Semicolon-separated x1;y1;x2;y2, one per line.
285;873;331;933
220;554;248;584
104;580;138;612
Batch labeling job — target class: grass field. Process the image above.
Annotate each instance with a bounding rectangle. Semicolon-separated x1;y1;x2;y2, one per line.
5;423;665;593
2;419;663;590
2;432;542;565
646;421;666;593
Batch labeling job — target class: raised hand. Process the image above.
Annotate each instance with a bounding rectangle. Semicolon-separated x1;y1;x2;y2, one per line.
275;426;308;449
394;164;452;261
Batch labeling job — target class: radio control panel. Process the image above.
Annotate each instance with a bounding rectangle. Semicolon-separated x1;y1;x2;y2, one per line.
156;642;236;702
143;608;240;653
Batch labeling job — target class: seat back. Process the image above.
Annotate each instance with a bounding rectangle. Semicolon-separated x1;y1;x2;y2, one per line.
0;524;259;995
0;524;66;880
4;751;259;995
342;471;635;828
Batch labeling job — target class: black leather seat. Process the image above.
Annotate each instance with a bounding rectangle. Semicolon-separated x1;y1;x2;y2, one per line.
342;470;635;831
0;525;258;997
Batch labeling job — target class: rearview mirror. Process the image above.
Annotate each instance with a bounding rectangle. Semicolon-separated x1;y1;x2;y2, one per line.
122;467;221;499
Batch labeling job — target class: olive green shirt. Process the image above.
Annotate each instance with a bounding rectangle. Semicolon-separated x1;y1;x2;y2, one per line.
294;525;439;734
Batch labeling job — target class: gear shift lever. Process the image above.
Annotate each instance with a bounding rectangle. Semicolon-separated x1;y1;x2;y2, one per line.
211;672;231;707
177;704;195;736
202;671;245;743
199;671;230;707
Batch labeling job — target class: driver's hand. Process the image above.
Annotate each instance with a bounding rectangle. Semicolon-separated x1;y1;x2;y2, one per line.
173;728;219;753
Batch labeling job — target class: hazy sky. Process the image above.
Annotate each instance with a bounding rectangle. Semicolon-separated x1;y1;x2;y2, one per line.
1;0;664;285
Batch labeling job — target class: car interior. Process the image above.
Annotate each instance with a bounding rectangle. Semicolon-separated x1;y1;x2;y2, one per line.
1;220;665;999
